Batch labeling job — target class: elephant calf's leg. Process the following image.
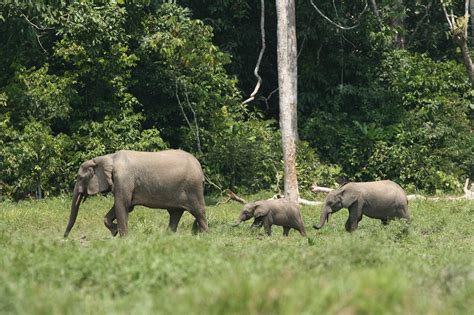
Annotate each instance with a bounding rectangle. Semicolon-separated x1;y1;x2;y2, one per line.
345;216;359;232
167;209;184;232
263;218;272;236
251;217;263;228
381;218;390;225
104;207;118;237
283;226;290;236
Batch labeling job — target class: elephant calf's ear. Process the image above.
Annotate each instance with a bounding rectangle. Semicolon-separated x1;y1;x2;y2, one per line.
254;205;269;218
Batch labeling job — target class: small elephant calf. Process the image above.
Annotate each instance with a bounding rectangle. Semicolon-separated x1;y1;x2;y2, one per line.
233;199;306;237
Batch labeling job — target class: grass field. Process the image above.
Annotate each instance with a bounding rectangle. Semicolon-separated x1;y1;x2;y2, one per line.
1;193;473;314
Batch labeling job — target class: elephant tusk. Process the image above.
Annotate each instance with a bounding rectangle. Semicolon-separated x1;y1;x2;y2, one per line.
75;194;83;207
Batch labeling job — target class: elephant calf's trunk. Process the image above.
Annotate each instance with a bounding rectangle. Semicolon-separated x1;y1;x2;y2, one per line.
232;219;242;227
313;209;330;230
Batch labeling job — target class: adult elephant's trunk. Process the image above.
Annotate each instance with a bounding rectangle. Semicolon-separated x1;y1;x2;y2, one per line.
313;207;331;230
64;184;83;238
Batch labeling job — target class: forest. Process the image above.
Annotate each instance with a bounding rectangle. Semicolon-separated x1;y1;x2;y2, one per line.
1;0;473;200
1;2;474;314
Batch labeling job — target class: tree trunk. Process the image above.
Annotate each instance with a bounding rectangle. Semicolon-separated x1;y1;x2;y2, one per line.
276;0;299;203
470;0;474;45
370;0;383;29
460;39;474;88
390;0;405;49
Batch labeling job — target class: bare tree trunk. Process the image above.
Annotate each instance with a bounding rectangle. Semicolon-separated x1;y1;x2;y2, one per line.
460;39;474;87
470;0;474;45
442;0;474;88
276;0;299;203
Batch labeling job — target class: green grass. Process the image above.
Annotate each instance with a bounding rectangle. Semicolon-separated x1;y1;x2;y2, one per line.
1;193;473;314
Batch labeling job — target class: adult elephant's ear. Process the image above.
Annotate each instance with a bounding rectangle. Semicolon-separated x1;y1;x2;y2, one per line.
253;202;269;218
87;155;114;195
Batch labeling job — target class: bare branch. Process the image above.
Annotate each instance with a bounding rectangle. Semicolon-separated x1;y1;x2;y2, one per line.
21;14;54;31
309;0;369;30
21;14;49;54
310;183;334;193
242;0;266;105
226;190;247;204
204;174;224;193
175;81;193;131
298;198;323;206
408;178;473;200
183;85;202;154
175;81;202;154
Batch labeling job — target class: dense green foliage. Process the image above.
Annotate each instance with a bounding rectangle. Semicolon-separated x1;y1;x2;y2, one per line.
1;196;473;314
1;0;473;199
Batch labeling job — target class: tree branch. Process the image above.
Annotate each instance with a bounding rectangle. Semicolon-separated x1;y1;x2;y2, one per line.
21;14;49;54
175;81;202;154
310;183;334;193
441;3;453;29
183;85;202;154
242;0;266;105
226;190;247;204
407;0;433;47
309;0;369;30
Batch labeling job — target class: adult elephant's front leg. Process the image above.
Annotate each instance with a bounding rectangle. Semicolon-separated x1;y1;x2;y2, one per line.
114;195;132;237
345;202;363;232
104;207;118;237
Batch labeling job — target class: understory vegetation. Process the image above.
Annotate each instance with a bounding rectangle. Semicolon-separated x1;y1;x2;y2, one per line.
1;196;473;314
1;1;472;200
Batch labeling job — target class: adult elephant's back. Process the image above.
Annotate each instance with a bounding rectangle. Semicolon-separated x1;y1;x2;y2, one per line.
114;150;205;209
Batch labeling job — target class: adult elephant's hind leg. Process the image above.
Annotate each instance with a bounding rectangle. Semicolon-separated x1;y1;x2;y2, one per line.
167;209;184;232
188;206;208;234
104;207;118;237
297;224;307;237
187;193;208;233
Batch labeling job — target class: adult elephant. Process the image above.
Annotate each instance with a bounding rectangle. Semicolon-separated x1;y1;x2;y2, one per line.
313;180;409;232
64;150;208;237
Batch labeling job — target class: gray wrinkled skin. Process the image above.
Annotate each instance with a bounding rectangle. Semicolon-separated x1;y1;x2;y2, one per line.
64;150;208;237
234;199;306;237
313;180;410;232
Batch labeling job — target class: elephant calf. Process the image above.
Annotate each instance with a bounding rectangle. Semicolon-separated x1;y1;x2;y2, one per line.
234;199;306;237
313;180;410;232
